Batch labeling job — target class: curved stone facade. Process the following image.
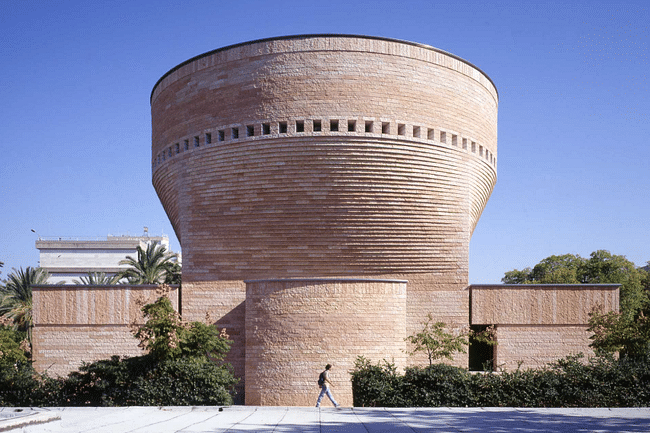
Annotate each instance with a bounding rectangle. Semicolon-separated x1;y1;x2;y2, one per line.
150;35;498;405
151;35;497;282
245;279;406;406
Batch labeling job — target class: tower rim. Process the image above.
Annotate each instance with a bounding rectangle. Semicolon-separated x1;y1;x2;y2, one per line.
150;33;498;104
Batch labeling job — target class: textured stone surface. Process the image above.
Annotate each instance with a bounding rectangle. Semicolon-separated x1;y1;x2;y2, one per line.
470;284;619;370
149;35;498;402
32;285;178;376
245;279;407;406
470;284;619;325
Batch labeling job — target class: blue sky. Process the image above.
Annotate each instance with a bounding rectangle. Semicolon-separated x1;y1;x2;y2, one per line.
1;0;648;283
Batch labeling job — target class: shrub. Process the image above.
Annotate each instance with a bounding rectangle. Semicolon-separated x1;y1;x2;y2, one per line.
61;355;237;406
350;356;405;407
350;354;650;407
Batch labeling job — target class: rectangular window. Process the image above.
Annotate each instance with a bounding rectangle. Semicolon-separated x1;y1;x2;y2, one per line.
440;131;447;144
175;143;180;154
218;130;225;141
427;128;435;140
232;127;239;139
262;123;271;135
471;141;476;153
206;133;212;144
479;145;484;157
348;120;356;132
279;121;288;133
452;134;457;146
184;139;189;150
382;122;390;134
365;121;373;133
413;126;420;138
194;136;200;147
330;119;339;132
168;147;172;157
247;125;255;137
398;123;406;136
462;138;467;150
296;120;304;133
313;119;321;132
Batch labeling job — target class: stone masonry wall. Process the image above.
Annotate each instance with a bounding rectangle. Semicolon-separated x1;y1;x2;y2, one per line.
470;284;619;370
244;279;407;406
32;284;179;377
150;35;498;405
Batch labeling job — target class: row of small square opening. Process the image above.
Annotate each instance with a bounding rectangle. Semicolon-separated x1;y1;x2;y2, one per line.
154;119;496;168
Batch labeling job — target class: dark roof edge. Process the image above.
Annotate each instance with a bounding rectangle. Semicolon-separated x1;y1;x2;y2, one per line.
150;34;498;104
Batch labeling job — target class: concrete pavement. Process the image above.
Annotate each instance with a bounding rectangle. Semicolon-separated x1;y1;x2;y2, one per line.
1;406;649;432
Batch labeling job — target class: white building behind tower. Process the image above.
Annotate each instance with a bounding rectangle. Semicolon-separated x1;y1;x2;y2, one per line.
35;230;175;284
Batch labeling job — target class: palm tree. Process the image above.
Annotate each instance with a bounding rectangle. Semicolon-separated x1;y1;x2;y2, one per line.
0;267;50;340
73;272;119;285
118;243;180;284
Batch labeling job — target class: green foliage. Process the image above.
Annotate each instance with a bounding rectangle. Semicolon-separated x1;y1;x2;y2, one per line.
0;295;237;407
502;250;649;316
135;296;232;361
0;362;62;407
61;355;236;406
118;243;180;285
0;267;49;336
405;313;468;365
0;326;29;364
588;309;650;359
74;272;119;285
350;354;650;407
350;357;405;407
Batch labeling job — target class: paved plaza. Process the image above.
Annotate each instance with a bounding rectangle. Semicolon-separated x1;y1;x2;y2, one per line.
1;406;649;432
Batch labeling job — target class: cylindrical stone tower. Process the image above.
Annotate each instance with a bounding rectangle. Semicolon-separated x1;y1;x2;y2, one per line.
150;34;497;405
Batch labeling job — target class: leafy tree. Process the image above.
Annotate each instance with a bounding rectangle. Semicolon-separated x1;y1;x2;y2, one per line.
134;296;231;361
118;243;180;285
0;267;49;339
405;313;469;366
73;272;119;285
502;250;648;316
588;310;650;359
503;251;650;359
0;325;29;364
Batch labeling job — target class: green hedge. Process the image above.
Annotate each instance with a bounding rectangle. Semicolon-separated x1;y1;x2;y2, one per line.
0;355;238;407
351;354;650;407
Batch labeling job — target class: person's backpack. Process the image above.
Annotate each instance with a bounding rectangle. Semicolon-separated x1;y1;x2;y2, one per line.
317;371;325;386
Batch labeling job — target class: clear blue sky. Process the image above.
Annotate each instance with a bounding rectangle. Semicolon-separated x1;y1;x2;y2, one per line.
1;0;648;284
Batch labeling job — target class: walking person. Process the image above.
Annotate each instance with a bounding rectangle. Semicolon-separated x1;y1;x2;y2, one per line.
316;364;340;407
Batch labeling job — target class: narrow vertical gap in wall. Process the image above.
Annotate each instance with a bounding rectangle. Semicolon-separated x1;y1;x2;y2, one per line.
469;324;495;371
